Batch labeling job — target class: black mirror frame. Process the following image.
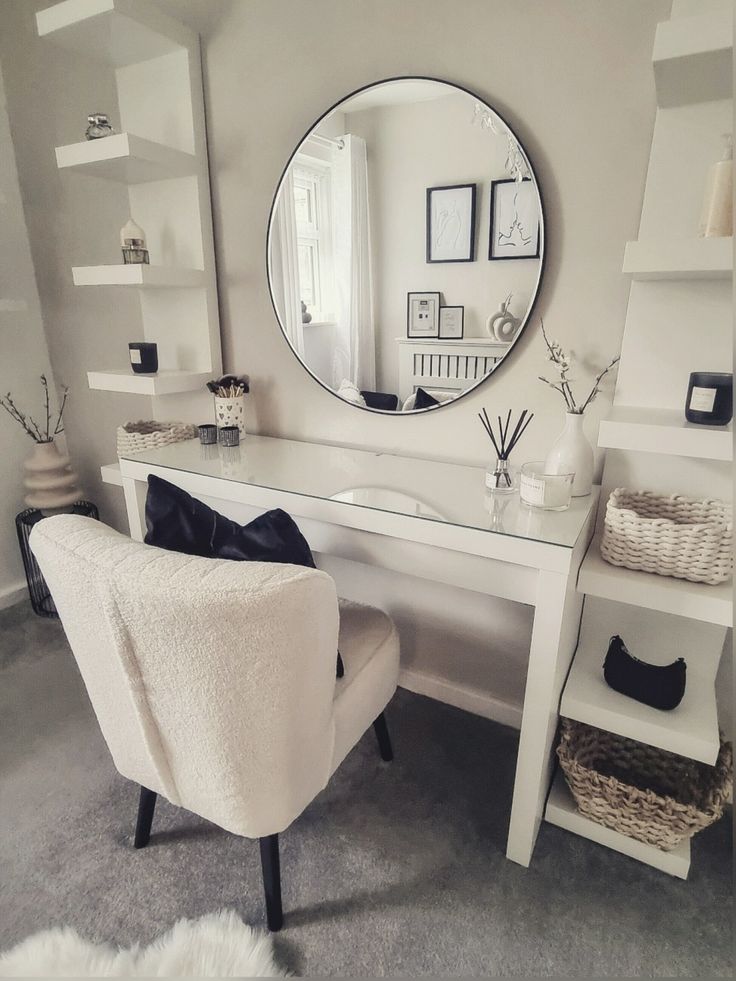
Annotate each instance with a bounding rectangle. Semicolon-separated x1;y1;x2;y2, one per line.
266;75;546;416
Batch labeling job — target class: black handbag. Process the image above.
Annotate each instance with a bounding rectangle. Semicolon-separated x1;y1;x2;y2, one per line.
603;635;686;711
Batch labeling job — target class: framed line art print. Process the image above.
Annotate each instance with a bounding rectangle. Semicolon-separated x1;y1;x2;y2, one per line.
426;184;477;263
407;292;441;338
489;178;540;260
438;305;464;339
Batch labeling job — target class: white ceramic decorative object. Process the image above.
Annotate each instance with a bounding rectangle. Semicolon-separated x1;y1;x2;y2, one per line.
214;395;246;437
486;293;521;342
24;440;82;511
544;412;594;497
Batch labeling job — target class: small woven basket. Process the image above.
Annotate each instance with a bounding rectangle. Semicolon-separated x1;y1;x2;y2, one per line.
116;421;198;456
600;488;733;585
557;719;733;850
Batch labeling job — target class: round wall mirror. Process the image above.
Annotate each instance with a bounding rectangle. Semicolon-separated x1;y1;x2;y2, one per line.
267;77;545;414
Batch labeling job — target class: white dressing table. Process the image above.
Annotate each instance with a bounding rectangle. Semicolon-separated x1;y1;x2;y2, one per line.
119;434;598;868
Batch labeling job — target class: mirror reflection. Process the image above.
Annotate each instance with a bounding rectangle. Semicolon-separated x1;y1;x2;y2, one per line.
268;78;544;413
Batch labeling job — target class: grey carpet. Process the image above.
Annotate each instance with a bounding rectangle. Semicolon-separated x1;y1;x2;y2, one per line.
0;601;732;978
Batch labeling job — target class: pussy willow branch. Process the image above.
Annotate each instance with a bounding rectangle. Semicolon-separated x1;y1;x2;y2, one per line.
52;387;69;436
0;394;44;441
41;374;51;440
540;319;577;410
578;356;620;414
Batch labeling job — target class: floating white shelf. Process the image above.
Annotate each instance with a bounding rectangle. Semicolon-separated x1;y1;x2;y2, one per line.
653;9;733;108
545;771;690;879
87;368;210;395
622;237;732;280
100;462;123;486
578;536;732;628
72;265;204;288
598;406;732;462
562;597;723;764
56;133;196;184
36;0;190;68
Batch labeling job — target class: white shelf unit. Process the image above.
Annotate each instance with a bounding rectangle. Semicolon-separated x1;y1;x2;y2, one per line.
72;265;204;288
100;462;123;486
598;406;732;461
578;536;732;628
653;8;733;108
38;0;221;407
545;772;690;879
547;2;732;880
561;596;724;764
87;368;211;395
56;133;196;183
622;236;732;280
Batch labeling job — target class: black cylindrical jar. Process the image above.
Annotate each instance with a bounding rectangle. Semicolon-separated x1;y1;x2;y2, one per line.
685;372;733;426
128;342;158;374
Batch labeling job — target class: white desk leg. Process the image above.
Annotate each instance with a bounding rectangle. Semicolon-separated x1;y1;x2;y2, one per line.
122;476;146;542
506;568;583;866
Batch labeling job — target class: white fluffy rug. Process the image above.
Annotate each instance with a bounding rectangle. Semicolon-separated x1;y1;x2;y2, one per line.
0;909;290;977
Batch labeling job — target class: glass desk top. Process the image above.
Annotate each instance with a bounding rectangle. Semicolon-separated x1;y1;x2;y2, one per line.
121;435;598;550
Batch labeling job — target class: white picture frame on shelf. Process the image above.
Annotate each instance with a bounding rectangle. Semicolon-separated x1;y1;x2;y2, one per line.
407;292;441;338
438;305;464;339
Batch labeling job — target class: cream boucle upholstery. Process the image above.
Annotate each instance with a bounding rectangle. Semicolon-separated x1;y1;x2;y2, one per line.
29;515;399;839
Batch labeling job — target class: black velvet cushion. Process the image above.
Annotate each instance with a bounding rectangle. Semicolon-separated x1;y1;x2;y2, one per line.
361;390;399;411
413;386;441;409
144;475;344;676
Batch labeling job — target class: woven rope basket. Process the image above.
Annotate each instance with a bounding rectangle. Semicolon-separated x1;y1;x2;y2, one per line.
557;719;733;850
116;421;198;456
600;488;733;585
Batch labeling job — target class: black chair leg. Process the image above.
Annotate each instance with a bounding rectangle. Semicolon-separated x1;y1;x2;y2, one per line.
373;712;393;762
134;786;157;849
259;834;283;932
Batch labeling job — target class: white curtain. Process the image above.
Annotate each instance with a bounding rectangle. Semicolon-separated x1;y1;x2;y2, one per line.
332;135;376;391
270;169;304;358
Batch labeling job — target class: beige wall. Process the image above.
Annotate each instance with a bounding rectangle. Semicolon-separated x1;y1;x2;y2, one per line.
1;0;668;490
0;0;670;705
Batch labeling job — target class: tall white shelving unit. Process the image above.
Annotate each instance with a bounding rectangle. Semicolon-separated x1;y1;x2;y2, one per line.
545;0;733;880
36;0;222;486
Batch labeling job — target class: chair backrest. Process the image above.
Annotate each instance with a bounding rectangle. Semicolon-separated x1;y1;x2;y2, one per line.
30;515;340;838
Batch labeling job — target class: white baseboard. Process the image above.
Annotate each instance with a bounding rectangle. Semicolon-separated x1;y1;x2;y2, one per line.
0;580;27;611
399;667;523;730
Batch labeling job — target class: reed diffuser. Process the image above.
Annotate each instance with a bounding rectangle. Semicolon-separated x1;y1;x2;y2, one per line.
478;407;534;493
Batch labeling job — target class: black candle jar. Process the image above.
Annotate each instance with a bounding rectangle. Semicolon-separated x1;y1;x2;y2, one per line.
685;372;732;426
128;342;158;374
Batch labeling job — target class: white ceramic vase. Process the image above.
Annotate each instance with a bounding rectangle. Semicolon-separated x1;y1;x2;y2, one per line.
24;440;82;511
214;394;246;437
544;412;594;497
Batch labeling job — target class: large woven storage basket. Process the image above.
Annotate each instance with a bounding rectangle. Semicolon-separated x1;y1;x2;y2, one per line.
557;719;733;850
600;488;732;585
116;421;198;456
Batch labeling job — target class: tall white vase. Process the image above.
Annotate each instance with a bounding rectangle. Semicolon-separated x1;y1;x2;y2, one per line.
24;440;82;512
544;412;594;497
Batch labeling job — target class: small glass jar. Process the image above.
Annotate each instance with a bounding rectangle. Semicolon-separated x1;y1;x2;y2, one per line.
218;425;240;447
198;424;217;445
485;457;517;494
519;461;574;511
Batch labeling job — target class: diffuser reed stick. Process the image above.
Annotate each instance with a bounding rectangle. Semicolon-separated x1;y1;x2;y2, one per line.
479;407;534;492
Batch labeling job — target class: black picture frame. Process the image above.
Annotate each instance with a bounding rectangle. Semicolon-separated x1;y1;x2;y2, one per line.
406;291;441;338
438;305;464;339
488;178;540;260
426;184;477;263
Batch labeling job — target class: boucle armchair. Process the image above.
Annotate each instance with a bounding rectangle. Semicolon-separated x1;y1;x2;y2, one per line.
30;514;400;931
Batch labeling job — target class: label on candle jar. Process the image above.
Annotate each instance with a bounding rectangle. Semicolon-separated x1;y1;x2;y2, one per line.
520;474;546;507
689;386;717;413
130;349;142;364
